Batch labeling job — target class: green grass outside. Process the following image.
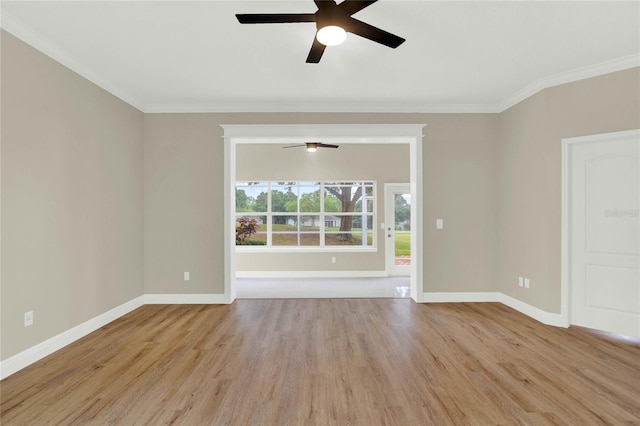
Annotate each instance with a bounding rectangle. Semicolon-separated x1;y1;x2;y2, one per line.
395;232;411;256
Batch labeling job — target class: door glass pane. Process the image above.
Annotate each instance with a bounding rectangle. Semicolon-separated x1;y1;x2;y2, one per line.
394;194;411;265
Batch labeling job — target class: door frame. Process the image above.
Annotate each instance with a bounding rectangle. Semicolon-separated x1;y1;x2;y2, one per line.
385;183;411;276
222;124;425;303
561;128;640;329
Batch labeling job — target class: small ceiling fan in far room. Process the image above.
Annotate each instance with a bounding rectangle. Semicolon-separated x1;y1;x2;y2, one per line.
235;0;406;63
283;142;339;152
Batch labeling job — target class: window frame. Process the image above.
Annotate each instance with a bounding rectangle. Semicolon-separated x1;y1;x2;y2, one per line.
235;181;377;253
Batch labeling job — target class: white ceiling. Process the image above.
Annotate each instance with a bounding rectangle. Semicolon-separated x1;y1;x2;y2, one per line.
1;1;638;113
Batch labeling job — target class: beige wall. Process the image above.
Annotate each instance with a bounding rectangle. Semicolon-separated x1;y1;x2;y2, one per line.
143;114;224;294
143;112;500;294
498;68;640;313
1;31;144;360
235;143;409;272
2;24;638;364
421;114;500;293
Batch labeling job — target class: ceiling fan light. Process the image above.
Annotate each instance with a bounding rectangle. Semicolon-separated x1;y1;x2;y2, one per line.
306;142;318;152
316;25;347;46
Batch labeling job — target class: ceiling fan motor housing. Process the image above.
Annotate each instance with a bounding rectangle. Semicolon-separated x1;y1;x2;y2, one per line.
315;6;346;30
235;0;405;63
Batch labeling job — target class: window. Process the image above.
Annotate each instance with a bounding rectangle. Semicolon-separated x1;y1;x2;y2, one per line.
235;181;375;249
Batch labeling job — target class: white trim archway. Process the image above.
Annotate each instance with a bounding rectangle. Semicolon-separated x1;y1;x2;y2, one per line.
222;124;425;303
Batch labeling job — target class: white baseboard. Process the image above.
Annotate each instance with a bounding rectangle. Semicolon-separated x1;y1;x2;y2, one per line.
0;296;145;380
421;292;501;303
144;294;227;304
421;291;569;328
499;294;569;327
236;270;388;278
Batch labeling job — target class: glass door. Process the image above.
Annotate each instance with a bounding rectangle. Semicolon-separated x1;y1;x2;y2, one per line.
385;184;411;276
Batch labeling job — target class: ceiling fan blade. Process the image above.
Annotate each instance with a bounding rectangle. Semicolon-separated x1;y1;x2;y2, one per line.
343;17;405;48
338;0;378;16
314;0;337;11
318;143;339;149
236;13;316;24
282;144;307;149
306;37;327;63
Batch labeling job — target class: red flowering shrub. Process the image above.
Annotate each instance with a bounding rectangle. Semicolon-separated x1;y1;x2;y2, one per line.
236;217;260;243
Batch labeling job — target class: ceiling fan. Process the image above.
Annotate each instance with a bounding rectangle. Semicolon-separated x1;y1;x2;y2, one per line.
235;0;406;63
283;142;339;152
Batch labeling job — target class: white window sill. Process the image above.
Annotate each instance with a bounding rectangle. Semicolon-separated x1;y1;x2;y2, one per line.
236;246;378;254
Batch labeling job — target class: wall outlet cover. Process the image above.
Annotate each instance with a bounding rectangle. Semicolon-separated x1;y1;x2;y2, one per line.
24;311;34;327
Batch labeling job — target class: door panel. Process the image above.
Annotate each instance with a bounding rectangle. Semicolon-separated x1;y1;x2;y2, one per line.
586;155;638;255
570;136;639;337
585;265;639;313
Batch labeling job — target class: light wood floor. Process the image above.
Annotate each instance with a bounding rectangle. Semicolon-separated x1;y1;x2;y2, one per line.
1;300;639;425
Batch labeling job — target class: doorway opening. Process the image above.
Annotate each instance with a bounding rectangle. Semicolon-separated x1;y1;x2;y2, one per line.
223;124;424;303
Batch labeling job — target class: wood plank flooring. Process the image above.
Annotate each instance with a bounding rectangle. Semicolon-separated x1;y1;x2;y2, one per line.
1;300;639;425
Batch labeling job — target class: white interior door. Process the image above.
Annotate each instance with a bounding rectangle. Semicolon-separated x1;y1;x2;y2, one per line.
569;132;639;337
385;183;411;276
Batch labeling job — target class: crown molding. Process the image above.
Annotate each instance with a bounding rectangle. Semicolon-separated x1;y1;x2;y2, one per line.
143;102;499;114
0;9;146;112
496;54;640;112
1;7;637;115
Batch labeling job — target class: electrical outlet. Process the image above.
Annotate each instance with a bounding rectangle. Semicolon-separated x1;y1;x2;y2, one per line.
24;311;34;327
331;257;337;264
524;278;530;289
518;277;524;287
184;272;190;281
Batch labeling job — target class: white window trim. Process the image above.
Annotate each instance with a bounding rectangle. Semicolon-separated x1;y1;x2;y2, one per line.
237;246;378;254
235;181;376;251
